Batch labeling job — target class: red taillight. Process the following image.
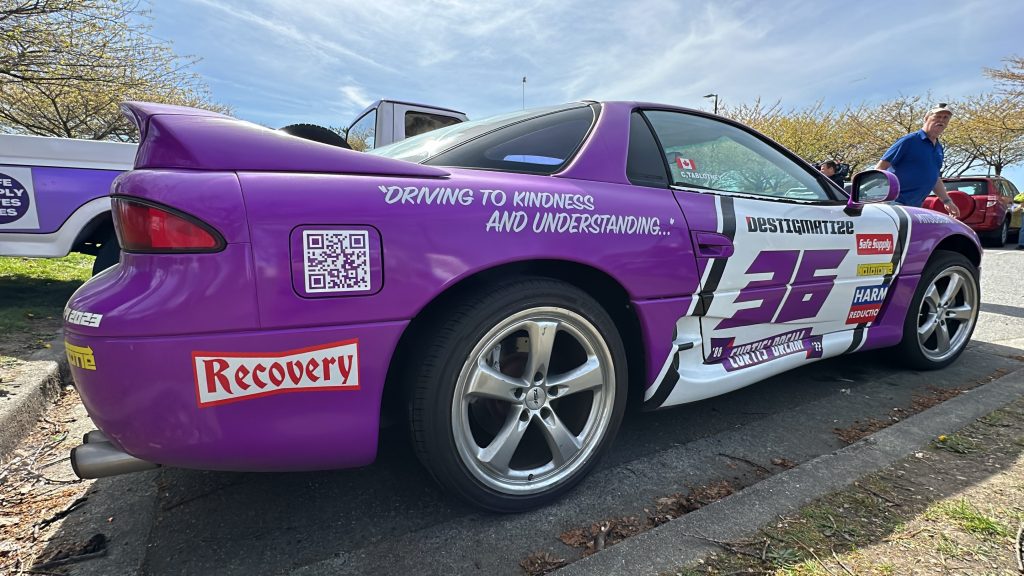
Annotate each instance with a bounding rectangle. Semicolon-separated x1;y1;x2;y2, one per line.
112;198;223;252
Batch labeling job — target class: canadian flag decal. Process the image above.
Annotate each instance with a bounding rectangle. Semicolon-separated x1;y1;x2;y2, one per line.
676;157;696;171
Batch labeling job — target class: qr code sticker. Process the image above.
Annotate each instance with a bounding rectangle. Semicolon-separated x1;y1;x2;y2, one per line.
303;230;371;293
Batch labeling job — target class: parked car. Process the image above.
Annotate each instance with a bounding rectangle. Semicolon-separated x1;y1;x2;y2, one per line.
922;175;1021;246
0;100;467;274
66;101;982;512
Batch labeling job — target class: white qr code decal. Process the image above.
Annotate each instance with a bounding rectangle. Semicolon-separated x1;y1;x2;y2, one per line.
303;230;371;293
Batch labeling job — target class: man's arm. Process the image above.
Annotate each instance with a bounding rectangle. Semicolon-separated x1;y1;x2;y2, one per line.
932;178;961;219
875;160;892;171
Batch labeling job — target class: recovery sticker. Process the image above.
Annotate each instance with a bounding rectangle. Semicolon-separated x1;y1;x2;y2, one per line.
0;167;39;229
847;284;888;324
193;339;359;407
66;342;96;370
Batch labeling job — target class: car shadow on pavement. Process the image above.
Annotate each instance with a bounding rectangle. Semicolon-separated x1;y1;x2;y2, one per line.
29;342;1024;576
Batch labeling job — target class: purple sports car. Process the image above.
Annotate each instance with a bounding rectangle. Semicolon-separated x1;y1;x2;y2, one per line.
65;101;981;512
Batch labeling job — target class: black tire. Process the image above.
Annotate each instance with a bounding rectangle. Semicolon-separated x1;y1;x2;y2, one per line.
981;218;1009;247
278;124;351;149
893;251;979;370
91;236;120;275
409;278;627;512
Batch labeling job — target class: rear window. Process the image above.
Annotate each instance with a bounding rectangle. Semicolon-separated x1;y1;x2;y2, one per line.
371;104;596;175
942;180;988;196
424;106;595;174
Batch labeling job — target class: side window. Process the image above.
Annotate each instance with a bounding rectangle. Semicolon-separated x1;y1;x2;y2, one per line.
405;111;462;139
626;112;669;188
425;105;595;175
997;180;1013;198
347;109;377;151
642;110;831;201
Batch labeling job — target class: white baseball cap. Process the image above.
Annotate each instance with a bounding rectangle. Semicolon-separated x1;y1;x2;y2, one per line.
927;103;954;117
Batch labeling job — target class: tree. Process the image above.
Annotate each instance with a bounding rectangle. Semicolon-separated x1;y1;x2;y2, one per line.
0;0;226;140
949;93;1024;176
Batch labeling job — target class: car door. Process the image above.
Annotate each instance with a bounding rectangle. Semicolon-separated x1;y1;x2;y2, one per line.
640;110;904;370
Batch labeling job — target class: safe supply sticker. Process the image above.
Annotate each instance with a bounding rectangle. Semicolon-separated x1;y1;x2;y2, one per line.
856;233;895;255
847;284;888;324
0;167;39;230
192;339;360;407
66;342;96;371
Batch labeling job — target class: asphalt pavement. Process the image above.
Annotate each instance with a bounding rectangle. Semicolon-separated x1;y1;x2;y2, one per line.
2;243;1023;575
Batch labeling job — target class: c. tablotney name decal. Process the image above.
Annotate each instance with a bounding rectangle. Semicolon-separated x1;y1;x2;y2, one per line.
193;340;359;407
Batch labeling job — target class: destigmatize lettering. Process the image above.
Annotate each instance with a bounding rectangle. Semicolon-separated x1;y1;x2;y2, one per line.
746;216;853;235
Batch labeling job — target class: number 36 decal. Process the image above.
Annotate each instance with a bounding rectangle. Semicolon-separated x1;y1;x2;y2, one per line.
716;249;848;330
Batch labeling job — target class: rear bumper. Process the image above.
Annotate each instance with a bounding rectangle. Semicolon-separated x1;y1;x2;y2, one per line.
66;321;407;472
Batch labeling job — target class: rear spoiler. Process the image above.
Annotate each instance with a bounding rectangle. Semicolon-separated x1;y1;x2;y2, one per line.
120;101;449;178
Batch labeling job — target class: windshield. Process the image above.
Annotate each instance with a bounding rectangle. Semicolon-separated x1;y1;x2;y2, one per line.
369;104;582;164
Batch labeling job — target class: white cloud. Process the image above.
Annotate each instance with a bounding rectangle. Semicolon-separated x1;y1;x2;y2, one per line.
339;84;373;109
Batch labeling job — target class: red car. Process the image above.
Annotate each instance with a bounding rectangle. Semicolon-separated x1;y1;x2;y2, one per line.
924;176;1020;246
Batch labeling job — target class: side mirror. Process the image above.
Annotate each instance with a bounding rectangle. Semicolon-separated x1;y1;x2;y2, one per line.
846;170;899;215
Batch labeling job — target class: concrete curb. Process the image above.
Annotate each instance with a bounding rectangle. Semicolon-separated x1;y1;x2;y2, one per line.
555;366;1024;576
0;335;68;461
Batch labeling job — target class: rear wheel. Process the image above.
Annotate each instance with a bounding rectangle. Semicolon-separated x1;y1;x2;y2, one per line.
981;218;1009;247
894;251;979;370
409;278;627;512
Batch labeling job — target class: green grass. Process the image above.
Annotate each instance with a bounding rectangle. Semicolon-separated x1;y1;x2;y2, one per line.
0;254;93;332
925;499;1011;537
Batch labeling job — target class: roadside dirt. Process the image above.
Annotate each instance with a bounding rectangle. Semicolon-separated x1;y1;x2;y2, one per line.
671;396;1024;575
0;386;97;575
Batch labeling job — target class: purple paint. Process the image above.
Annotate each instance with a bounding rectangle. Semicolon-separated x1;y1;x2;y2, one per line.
63;101;982;481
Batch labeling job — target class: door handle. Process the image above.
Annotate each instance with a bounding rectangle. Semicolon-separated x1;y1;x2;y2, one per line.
693;231;734;259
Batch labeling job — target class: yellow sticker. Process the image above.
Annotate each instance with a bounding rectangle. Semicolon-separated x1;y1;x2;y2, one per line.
66;342;96;371
857;262;894;276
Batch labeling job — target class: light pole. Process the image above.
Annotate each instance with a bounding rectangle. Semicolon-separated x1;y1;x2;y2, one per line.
703;93;719;115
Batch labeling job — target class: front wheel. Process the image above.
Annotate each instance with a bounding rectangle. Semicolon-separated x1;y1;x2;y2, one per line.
409;278;627;512
894;251;979;370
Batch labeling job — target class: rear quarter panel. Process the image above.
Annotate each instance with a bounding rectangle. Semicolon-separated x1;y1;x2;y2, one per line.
240;169;699;330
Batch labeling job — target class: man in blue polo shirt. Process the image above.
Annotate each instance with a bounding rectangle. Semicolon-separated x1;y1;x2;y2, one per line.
875;103;961;219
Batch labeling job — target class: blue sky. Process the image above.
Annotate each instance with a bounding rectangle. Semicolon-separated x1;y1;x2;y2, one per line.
148;0;1024;183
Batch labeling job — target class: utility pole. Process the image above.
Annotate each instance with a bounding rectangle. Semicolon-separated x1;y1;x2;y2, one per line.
703;93;719;115
522;76;527;110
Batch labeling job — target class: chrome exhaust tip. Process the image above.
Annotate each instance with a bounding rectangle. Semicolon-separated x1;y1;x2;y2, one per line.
71;441;160;479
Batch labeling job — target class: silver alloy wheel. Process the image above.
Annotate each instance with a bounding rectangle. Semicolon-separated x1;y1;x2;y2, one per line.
451;306;616;495
1000;219;1008;245
916;265;978;362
